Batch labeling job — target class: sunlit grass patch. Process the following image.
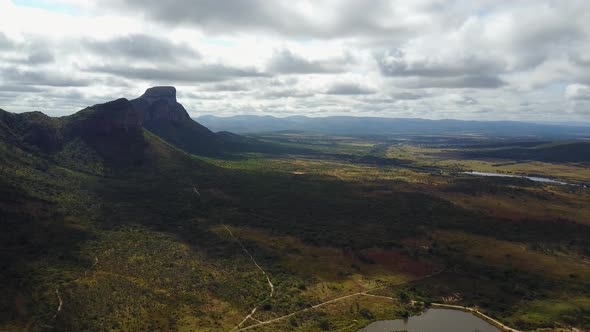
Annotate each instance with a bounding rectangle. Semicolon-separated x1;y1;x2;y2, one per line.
505;297;590;330
432;230;590;281
437;187;590;225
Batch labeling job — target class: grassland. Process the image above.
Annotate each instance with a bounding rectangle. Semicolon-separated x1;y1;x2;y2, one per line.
1;130;590;331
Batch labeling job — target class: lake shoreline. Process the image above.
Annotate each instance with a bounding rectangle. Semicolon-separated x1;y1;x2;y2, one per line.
359;304;520;332
429;303;520;332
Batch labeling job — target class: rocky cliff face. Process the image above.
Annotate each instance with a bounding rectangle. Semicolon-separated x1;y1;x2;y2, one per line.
131;86;191;123
141;86;177;106
0;86;264;158
129;86;223;154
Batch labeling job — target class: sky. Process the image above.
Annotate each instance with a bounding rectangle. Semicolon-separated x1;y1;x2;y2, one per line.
0;0;589;121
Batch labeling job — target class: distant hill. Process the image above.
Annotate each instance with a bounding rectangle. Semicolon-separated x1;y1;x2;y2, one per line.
196;115;590;138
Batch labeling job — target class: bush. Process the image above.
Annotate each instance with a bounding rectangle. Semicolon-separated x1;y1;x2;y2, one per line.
398;291;411;304
318;319;331;330
359;308;374;319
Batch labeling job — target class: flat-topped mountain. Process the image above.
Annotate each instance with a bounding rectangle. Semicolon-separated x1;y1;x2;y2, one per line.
132;86;190;123
140;86;178;105
0;87;277;163
129;86;222;154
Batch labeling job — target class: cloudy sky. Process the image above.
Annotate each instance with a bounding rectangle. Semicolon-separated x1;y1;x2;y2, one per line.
1;0;589;121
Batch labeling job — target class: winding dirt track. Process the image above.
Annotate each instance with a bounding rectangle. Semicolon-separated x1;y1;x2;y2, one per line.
221;228;520;332
52;288;63;319
235;270;444;331
53;256;99;320
223;225;274;331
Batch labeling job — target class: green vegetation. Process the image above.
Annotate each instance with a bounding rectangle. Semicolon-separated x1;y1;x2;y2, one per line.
463;141;590;163
1;107;590;331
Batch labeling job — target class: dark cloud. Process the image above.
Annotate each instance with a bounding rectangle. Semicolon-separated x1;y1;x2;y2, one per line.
85;64;269;82
21;49;55;64
447;76;505;89
453;96;478;105
262;89;314;99
398;75;506;89
180;91;227;100
0;33;15;50
1;67;91;87
106;0;416;38
474;107;494;114
0;84;43;93
325;82;376;95
84;34;200;61
109;0;292;33
570;94;590;101
359;91;430;104
203;82;252;91
377;49;503;78
392;91;429;100
267;49;347;74
0;35;54;64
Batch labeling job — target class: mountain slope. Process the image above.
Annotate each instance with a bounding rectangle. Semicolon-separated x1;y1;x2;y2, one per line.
130;86;284;155
0;109;62;153
130;86;224;155
1;87;280;164
0;99;225;330
1;98;149;174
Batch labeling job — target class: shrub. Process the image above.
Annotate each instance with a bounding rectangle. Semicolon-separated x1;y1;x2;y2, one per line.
359;308;374;319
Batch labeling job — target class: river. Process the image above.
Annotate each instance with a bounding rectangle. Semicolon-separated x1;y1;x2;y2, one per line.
463;171;569;185
359;308;502;332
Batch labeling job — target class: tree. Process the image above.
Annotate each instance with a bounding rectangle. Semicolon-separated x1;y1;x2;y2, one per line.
398;291;411;304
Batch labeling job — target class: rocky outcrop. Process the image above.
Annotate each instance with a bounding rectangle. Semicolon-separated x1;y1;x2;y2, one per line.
131;86;191;123
0;86;266;159
140;86;177;106
129;86;223;154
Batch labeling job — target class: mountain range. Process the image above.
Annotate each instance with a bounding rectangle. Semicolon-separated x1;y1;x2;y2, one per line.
196;114;590;138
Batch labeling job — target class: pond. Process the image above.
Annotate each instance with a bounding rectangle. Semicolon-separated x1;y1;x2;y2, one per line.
463;171;569;185
358;308;502;332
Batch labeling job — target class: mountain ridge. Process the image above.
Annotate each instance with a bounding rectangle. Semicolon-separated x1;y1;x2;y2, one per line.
196;114;590;138
0;87;277;160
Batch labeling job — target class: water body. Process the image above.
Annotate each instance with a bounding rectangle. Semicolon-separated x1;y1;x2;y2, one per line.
359;308;501;332
463;171;569;185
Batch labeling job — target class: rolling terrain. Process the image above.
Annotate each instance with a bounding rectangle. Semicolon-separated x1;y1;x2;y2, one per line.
1;88;589;331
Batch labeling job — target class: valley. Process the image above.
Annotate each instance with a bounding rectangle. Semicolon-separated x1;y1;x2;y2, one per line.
2;1;590;331
1;90;590;331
